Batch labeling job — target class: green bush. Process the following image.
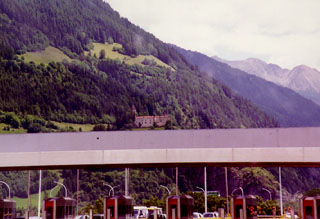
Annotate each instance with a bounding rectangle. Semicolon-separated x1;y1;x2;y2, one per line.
0;115;5;123
93;124;106;131
27;123;44;133
5;112;20;128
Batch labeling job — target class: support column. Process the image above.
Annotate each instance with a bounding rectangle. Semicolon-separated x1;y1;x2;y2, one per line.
38;170;42;219
204;167;207;213
279;167;283;216
125;168;129;196
77;169;79;216
176;167;178;196
225;167;229;216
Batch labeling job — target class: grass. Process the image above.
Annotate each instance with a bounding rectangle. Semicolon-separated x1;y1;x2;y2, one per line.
20;43;173;70
0;123;27;134
13;171;64;211
0;121;96;135
85;42;174;70
52;121;95;132
21;46;72;65
13;190;48;211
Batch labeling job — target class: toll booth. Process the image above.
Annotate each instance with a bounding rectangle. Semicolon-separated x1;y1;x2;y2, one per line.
0;199;16;219
231;195;257;219
299;196;319;219
166;195;194;219
43;197;76;219
104;195;133;219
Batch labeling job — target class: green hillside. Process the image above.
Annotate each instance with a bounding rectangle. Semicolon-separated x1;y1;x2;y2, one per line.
12;188;59;212
21;46;72;65
85;42;173;69
0;0;279;130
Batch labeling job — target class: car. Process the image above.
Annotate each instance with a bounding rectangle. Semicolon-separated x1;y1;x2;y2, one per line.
193;212;203;218
75;215;89;219
134;206;149;219
203;212;218;218
284;213;298;219
148;206;166;219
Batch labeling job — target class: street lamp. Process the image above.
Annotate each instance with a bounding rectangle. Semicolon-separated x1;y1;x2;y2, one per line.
196;186;207;213
54;181;68;197
0;181;11;199
231;187;244;197
160;185;171;195
196;186;204;193
103;183;119;196
262;188;272;200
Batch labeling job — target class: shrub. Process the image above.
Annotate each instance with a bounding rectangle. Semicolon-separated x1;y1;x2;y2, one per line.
5;112;20;128
27;123;44;133
93;124;106;131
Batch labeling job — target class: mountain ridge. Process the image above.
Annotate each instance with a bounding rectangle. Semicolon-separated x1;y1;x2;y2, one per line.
175;45;320;127
213;56;320;105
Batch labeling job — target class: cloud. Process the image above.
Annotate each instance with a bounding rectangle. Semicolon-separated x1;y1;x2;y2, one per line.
106;0;320;69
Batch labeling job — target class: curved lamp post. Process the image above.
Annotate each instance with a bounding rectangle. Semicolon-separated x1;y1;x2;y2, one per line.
103;183;119;196
231;187;244;197
262;188;272;200
160;185;171;195
0;181;11;199
54;181;68;197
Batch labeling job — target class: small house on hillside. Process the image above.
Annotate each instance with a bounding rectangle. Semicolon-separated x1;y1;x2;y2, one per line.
134;115;171;128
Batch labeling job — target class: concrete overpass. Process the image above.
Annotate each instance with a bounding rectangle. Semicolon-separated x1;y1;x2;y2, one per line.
1;127;320;170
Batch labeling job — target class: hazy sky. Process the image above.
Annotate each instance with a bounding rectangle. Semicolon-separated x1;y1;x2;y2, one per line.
106;0;320;70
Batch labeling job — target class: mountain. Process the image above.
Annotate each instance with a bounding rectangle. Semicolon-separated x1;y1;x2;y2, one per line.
0;0;278;130
214;57;320;106
175;46;320;127
287;65;320;105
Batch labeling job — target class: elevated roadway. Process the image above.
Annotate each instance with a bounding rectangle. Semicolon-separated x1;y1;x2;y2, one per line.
1;127;320;170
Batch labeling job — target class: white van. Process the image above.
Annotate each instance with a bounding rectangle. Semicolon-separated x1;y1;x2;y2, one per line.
134;206;148;219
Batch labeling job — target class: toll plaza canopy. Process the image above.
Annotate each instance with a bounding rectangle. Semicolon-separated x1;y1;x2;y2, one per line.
1;127;320;169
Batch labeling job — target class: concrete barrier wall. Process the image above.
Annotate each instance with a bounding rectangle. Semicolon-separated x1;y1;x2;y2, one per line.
1;127;320;169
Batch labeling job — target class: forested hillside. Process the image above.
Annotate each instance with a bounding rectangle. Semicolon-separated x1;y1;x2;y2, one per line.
0;0;278;130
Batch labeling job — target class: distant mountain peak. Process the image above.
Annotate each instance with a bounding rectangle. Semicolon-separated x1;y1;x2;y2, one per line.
213;55;320;105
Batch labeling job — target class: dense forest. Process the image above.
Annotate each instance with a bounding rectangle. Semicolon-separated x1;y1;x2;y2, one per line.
0;0;278;130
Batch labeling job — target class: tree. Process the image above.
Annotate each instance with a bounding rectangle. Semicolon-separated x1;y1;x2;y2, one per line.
99;49;106;59
107;36;114;44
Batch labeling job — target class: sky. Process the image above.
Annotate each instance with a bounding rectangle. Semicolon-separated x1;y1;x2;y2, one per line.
106;0;320;70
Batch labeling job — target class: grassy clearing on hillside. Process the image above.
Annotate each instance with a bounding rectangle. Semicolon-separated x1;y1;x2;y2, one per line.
0;123;27;134
21;46;72;64
85;42;173;70
52;121;95;132
13;172;63;211
0;122;95;134
13;188;61;212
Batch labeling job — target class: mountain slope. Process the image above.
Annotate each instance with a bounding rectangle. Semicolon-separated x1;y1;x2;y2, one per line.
0;0;278;129
176;46;320;127
215;57;320;106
